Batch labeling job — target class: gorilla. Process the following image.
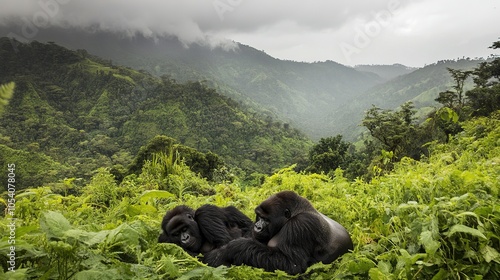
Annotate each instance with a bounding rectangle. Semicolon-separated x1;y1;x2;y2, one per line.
204;191;353;274
158;204;253;255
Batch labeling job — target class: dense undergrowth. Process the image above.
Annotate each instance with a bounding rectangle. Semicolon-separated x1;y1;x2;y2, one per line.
1;113;499;279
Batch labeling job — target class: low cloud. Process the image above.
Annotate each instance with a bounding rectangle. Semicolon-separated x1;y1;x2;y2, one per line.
1;0;498;65
0;0;413;47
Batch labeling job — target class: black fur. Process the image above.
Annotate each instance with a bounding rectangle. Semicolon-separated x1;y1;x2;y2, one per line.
204;191;353;274
158;204;253;255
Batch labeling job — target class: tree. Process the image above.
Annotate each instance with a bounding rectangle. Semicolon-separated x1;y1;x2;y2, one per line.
465;85;500;116
126;135;225;181
126;135;177;175
435;68;472;109
306;135;350;174
362;102;417;159
466;39;500;116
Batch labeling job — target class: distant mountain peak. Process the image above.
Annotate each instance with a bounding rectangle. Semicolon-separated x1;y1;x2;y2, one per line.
354;64;419;81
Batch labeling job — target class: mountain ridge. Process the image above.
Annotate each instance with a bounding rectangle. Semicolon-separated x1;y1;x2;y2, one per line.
0;26;410;139
0;38;312;188
0;27;486;142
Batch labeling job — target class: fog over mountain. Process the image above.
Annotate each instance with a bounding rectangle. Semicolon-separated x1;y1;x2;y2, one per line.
0;1;496;139
1;0;498;66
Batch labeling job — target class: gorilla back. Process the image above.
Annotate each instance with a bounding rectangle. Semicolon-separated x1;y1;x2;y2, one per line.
158;204;253;255
205;191;353;274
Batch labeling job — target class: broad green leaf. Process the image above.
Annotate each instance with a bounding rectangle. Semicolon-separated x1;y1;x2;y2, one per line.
419;231;441;255
397;249;426;266
105;223;141;247
126;204;157;216
139;190;175;204
348;257;375;274
456;211;484;227
84;230;111;247
73;269;121;280
13;224;39;237
480;245;500;264
0;268;27;280
377;261;392;274
446;224;487;240
40;211;72;239
64;229;97;244
368;268;390;280
438;107;459;123
82;223;141;249
451;111;459;122
431;269;448;280
410;253;427;264
125;205;143;216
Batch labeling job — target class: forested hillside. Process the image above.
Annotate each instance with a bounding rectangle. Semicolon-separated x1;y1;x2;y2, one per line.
0;27;388;139
334;59;485;139
1;29;499;279
1;109;498;279
4;28;487;141
354;64;417;81
0;38;312;189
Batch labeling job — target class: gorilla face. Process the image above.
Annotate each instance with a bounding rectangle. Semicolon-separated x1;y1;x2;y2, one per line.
252;211;271;243
253;191;295;244
159;206;203;253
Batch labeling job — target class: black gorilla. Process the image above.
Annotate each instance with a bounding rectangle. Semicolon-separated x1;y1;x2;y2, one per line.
204;191;353;274
158;204;253;255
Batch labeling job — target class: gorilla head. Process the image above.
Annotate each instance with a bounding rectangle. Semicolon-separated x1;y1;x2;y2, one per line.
158;205;203;253
253;190;301;244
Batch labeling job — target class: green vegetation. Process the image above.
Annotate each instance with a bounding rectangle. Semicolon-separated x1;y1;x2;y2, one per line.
336;58;484;140
5;29;486;140
320;40;500;180
1;111;499;279
1;37;499;279
0;38;311;190
8;28;399;140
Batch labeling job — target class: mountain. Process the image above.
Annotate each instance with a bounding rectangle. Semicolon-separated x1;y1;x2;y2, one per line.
0;38;312;188
334;59;484;139
1;27;485;144
354;64;418;81
1;27;387;139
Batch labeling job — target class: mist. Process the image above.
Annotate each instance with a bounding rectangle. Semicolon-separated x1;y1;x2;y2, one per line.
1;0;498;66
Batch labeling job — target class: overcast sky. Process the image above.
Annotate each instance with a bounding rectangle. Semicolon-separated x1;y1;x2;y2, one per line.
1;0;499;67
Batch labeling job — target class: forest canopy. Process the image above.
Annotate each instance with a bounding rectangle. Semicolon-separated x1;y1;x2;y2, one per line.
0;38;499;279
0;38;312;190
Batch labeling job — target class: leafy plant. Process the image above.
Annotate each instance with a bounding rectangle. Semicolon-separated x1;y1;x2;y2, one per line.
1;39;500;279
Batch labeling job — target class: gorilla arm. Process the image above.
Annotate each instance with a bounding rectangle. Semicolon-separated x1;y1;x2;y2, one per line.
209;237;309;275
205;213;323;275
195;205;233;250
223;206;253;237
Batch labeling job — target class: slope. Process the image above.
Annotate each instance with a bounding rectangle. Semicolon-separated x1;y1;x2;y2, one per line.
1;27;385;139
354;64;418;81
2;107;499;279
333;59;485;140
0;38;312;188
